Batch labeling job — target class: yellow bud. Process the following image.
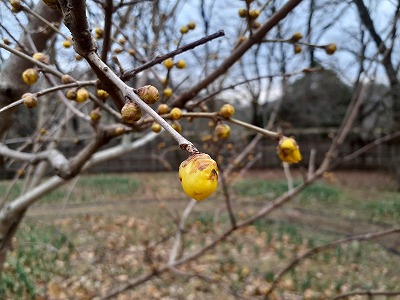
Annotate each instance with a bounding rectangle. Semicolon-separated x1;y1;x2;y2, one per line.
249;9;260;19
179;153;219;201
62;40;72;48
22;93;38;109
157;103;170;115
151;122;162;133
40;128;48;135
128;49;136;56
187;21;196;30
90;109;102;121
176;59;186;69
75;54;83;61
276;136;302;163
180;26;189;34
22;68;39;85
163;88;173;98
171;121;182;133
94;27;103;39
238;8;247;18
325;43;337;55
294;44;302;54
137;85;159;104
2;38;11;45
76;88;89;103
163;58;174;69
32;52;49;64
215;123;231;139
170;107;182;120
97;89;109;100
113;48;122;54
121;101;142;123
219;104;235;118
10;0;22;12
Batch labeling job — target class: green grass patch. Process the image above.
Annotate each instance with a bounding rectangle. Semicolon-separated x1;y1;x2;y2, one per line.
234;179;339;203
362;193;400;222
0;223;74;299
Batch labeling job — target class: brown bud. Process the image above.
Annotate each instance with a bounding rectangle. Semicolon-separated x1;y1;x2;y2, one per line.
66;89;77;100
22;93;38;109
137;85;159;104
61;74;74;84
121;101;142;123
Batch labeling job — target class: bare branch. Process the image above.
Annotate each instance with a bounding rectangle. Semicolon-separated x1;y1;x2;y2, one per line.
121;30;226;80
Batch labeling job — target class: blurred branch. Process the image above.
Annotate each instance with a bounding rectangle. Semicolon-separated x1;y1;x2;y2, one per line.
265;227;400;297
333;290;400;300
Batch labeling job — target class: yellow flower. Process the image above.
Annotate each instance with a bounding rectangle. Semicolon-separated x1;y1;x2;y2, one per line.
276;136;302;163
179;153;219;201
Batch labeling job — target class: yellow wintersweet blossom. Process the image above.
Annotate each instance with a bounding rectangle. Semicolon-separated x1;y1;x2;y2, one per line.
276;136;302;163
179;153;219;201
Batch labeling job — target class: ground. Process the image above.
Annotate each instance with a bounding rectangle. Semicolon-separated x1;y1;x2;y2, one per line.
1;169;399;299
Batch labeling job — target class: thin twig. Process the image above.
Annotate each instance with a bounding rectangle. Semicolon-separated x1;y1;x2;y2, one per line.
121;30;225;80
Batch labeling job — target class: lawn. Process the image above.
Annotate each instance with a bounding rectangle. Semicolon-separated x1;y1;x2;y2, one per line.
0;170;399;299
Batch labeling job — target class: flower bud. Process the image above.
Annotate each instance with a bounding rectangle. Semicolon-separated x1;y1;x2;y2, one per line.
10;0;22;12
62;40;72;48
238;8;247;18
215;123;231;139
22;93;38;109
90;108;102;121
276;136;302;163
171;121;182;133
137;85;159;104
294;44;302;54
157;104;170;115
219;104;235;118
32;52;49;64
249;9;260;19
290;32;303;42
325;43;337;55
176;60;186;69
179;153;219;201
61;74;74;84
22;68;39;85
151;122;162;133
94;27;103;39
180;26;189;34
121;101;142;123
97;89;109;100
66;89;77;100
188;22;196;30
76;88;89;103
163;58;174;69
170;107;182;120
163;88;173;98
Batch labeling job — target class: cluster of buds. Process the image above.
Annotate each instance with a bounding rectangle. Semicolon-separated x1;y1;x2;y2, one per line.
179;153;219;201
180;21;196;35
